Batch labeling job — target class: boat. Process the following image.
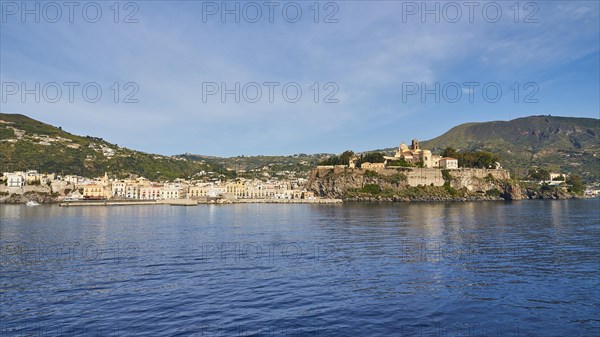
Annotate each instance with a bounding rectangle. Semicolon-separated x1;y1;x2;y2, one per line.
26;200;40;206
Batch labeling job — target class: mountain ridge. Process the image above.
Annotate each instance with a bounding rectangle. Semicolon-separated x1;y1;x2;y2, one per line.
1;113;598;181
419;115;599;181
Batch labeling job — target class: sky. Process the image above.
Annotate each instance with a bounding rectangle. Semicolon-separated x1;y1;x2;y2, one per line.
1;0;599;156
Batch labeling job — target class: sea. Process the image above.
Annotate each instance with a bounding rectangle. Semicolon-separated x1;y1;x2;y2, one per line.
1;199;599;336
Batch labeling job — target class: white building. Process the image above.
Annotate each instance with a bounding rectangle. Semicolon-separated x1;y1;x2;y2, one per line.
439;157;459;169
6;172;25;187
161;186;180;200
112;182;127;198
125;185;140;199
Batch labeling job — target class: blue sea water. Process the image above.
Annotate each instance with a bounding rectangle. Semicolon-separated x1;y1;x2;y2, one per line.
1;199;599;336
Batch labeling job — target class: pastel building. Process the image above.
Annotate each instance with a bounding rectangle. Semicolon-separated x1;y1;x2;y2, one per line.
5;172;25;187
439;157;459;169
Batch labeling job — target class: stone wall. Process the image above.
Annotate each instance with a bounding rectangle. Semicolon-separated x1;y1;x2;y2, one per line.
306;166;514;198
405;168;445;187
449;168;511;190
361;167;510;188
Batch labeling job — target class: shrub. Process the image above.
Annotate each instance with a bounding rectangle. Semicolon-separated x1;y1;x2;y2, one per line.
441;169;452;186
360;184;381;194
445;185;458;196
485;188;501;197
363;170;379;178
386;173;407;185
387;158;413;167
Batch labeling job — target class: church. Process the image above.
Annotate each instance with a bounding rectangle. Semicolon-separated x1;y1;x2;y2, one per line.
384;139;457;169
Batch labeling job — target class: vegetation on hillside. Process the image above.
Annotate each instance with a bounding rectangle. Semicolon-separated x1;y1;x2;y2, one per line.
2;113;598;186
0;113;232;181
441;147;500;168
318;150;355;166
420;116;600;182
179;152;328;179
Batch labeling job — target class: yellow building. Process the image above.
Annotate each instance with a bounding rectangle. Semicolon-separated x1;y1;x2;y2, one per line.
384;139;443;168
361;162;385;169
82;184;110;199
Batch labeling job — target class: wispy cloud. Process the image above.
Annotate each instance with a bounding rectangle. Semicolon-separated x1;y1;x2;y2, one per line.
1;1;598;156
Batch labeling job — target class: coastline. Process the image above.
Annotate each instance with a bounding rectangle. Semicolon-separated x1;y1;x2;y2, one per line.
1;194;594;206
55;198;344;207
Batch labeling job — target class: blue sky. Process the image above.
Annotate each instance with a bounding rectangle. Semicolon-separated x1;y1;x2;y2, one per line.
1;1;599;156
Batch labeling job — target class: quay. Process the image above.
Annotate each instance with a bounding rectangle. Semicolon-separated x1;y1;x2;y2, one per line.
59;198;342;207
234;198;342;204
59;199;198;207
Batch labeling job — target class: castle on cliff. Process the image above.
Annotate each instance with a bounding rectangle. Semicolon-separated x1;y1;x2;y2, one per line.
384;139;455;168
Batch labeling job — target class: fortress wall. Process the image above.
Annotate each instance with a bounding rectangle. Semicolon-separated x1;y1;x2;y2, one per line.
314;167;510;190
449;169;511;190
405;169;445;187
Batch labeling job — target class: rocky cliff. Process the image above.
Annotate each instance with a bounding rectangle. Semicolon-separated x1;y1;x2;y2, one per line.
306;167;575;201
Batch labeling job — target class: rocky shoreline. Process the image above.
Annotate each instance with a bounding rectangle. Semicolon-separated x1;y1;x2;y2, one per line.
344;194;580;202
305;167;583;202
0;192;59;204
0;191;585;205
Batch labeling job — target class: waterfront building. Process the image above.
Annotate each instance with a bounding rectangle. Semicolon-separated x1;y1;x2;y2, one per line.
5;172;25;187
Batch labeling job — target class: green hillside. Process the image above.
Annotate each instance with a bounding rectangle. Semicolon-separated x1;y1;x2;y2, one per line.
2;113;598;183
418;116;600;181
0;113;231;181
177;153;330;178
181;116;600;182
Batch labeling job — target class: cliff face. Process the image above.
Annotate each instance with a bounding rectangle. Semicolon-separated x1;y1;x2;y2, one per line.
307;167;410;199
306;167;575;201
0;192;59;204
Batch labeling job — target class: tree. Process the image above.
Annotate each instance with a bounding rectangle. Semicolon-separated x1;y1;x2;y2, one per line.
318;150;355;166
360;152;385;164
457;151;499;168
339;150;355;165
387;158;412;167
566;175;584;195
528;169;550;181
441;147;458;158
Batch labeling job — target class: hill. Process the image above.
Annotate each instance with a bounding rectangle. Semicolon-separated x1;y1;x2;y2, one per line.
2;114;598;183
0;113;231;181
417;116;599;181
183;116;599;182
179;116;600;182
176;153;330;179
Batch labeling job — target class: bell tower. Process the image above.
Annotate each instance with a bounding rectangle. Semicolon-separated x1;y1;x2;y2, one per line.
411;139;419;151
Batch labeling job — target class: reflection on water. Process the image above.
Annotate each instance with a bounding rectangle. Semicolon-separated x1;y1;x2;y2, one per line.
1;200;599;336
